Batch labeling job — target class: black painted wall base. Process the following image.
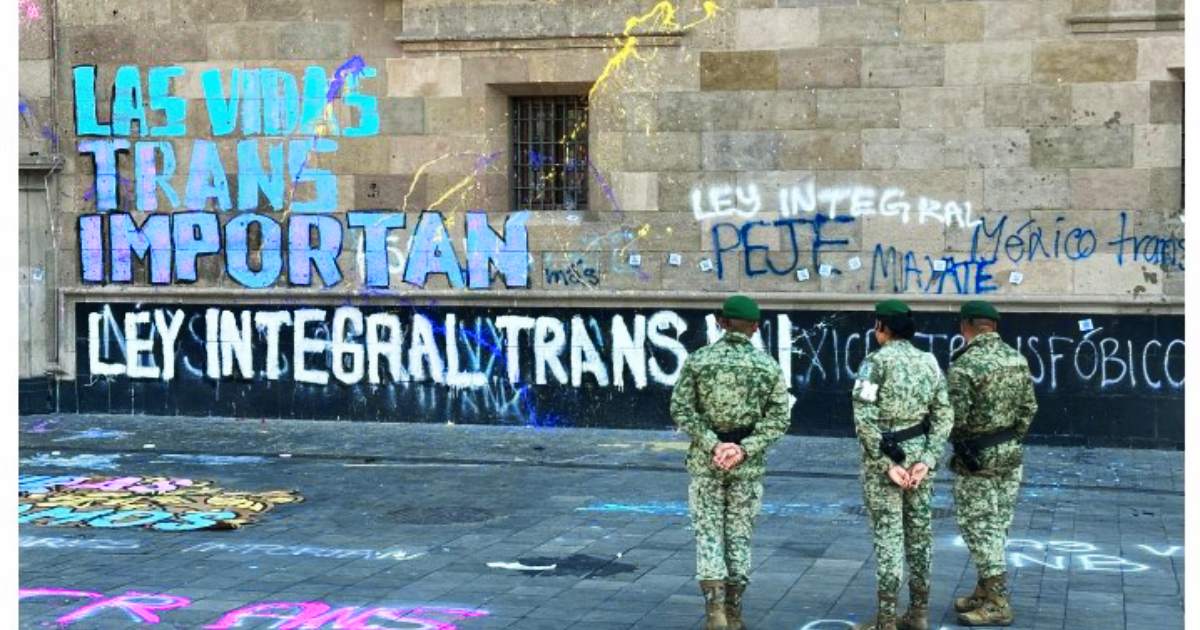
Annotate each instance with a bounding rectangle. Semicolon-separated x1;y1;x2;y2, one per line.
42;303;1185;450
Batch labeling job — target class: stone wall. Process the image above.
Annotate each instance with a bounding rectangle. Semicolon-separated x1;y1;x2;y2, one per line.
16;0;1186;442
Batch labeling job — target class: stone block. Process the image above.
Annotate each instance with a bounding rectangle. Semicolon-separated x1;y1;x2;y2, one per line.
19;13;51;60
985;85;1070;127
900;4;985;43
1149;168;1182;209
424;97;487;136
1133;125;1182;168
736;8;820;50
862;129;945;170
387;57;463;98
899;87;985;129
609;172;660;213
815;169;984;220
1072;257;1163;298
623;132;701;172
984;1;1038;40
276;21;351;61
461;56;529;98
945;42;1031;85
390;135;485;174
778;131;862;170
175;0;249;23
1030;126;1133;168
700;51;779;91
860;211;947;256
591;131;625;172
18;59;51;99
1149;81;1184;124
778;48;861;89
593;92;658;132
659;252;743;293
740;91;817;131
819;6;900;46
1032;40;1138;84
1071;82;1150;126
1137;36;1185;81
816;89;900;129
64;23;207;64
658;171;737;216
354;174;423;212
702;132;782;171
1038;0;1073;37
379;98;425;135
943;129;1031;169
1070;168;1153;209
207;22;282;61
248;0;314;21
862;46;944;88
655;91;729;132
984;169;1070;210
527;49;609;85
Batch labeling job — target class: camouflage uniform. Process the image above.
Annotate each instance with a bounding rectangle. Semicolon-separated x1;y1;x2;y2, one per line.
852;339;953;620
670;330;791;586
948;331;1038;581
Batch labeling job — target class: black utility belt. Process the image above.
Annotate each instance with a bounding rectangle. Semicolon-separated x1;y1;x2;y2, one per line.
878;418;931;465
952;426;1020;472
955;426;1019;452
715;427;754;444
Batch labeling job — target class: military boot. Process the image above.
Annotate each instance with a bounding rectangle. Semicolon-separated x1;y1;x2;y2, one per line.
954;577;987;613
724;582;745;630
700;580;729;630
853;592;899;630
897;583;929;630
957;574;1014;627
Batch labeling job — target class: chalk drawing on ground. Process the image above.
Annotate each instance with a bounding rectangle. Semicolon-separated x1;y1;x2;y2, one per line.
18;474;302;531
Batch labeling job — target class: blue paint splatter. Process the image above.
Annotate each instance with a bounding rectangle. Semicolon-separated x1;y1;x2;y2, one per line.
326;55;367;103
529;149;544;170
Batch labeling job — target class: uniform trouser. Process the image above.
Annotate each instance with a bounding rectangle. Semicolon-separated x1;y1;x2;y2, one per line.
954;465;1022;579
862;470;934;600
689;475;764;585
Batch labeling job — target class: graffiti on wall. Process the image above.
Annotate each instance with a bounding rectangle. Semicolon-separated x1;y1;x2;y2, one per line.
699;178;1184;292
19;587;488;629
71;62;531;290
18;474;302;530
73;303;1183;442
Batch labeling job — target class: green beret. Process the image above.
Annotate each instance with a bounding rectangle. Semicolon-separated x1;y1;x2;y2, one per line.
874;299;911;317
960;300;1000;321
720;295;761;321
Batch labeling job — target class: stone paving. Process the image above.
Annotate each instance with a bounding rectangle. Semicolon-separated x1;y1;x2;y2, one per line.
18;414;1184;629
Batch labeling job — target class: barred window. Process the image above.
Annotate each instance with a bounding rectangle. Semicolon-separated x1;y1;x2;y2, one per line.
510;95;589;212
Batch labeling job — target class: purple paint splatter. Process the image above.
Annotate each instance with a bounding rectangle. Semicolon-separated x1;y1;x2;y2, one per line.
325;55;367;103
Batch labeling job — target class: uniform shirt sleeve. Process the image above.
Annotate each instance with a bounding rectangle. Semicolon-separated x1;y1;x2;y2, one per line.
947;362;975;437
917;369;954;469
670;355;720;454
852;357;891;475
1014;367;1039;439
741;368;792;458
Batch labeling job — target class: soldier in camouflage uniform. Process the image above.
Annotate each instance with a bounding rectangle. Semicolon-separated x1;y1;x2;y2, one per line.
947;301;1037;627
851;300;954;630
670;295;792;630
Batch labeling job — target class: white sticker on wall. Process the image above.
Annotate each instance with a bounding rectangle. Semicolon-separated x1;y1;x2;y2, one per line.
1078;318;1094;332
699;258;714;272
667;253;683;267
1009;271;1024;285
932;259;947;271
627;254;642;267
847;257;862;271
796;268;810;282
818;264;833;277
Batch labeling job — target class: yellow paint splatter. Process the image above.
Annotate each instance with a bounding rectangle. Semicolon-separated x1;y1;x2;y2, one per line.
589;1;723;100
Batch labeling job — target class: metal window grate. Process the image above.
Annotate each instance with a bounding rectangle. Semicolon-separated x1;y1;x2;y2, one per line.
511;95;589;212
